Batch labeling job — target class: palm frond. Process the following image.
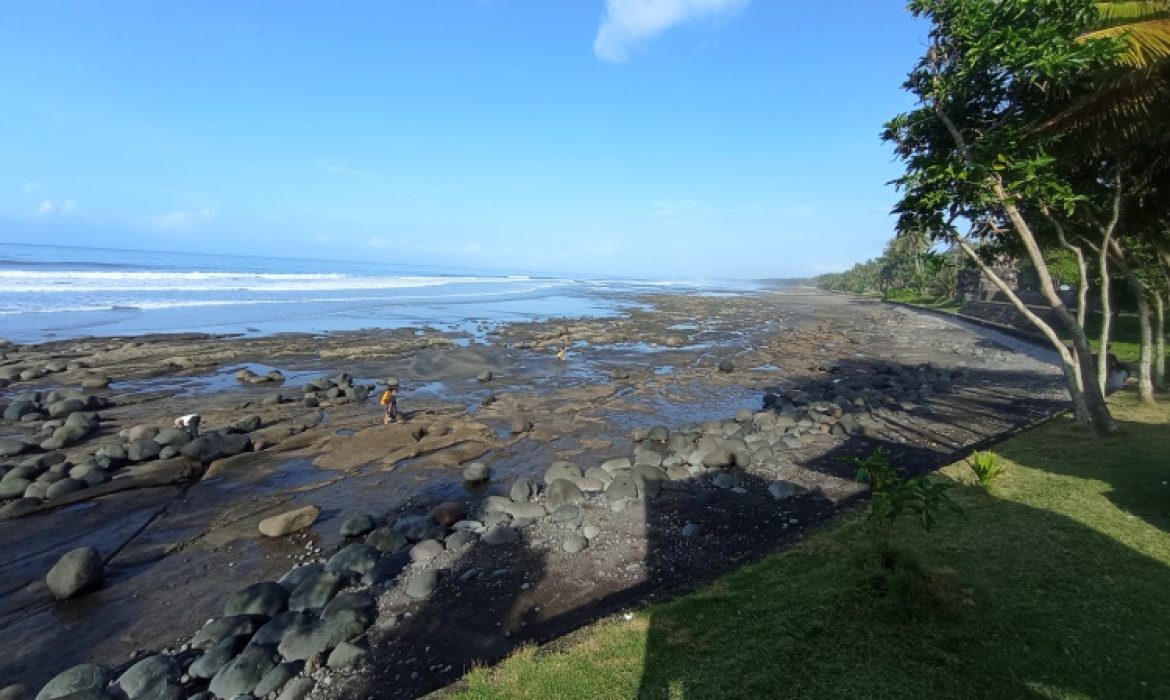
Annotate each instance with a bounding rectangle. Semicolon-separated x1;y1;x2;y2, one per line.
1083;18;1170;66
1096;2;1170;25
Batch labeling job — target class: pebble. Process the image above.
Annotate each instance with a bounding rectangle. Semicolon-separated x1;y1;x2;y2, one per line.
259;506;320;537
46;547;104;600
405;570;439;599
562;534;588;554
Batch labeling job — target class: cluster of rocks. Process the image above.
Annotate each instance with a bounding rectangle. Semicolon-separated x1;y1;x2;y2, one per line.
1;389;112;450
768;360;965;419
0;355;93;388
300;374;372;409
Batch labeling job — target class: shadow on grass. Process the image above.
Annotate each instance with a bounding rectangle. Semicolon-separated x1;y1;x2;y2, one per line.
991;396;1170;537
633;442;1170;698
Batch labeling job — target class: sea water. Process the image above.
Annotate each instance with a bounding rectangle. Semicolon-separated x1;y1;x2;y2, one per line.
0;243;755;343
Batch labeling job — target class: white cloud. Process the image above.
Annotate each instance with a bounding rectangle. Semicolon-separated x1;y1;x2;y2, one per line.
594;0;747;62
35;199;77;217
146;207;217;232
22;181;46;194
315;158;378;178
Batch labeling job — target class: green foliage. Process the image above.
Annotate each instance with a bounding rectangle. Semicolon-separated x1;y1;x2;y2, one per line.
853;448;964;551
967;450;1007;487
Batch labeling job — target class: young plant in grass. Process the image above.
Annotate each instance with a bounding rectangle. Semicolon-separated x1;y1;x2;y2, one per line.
853;448;963;557
967;450;1006;489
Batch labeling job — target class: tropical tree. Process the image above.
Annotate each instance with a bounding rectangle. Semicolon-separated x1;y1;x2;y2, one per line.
885;0;1124;434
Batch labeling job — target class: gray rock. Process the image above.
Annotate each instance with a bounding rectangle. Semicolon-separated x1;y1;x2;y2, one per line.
127;425;159;442
502;501;546;519
0;478;32;500
632;465;669;498
0;685;25;700
127;439;163;463
34;664;111;700
0;498;41;518
251;611;309;647
548;504;582;524
682;523;702;538
153;428;190;448
322;591;377;625
276;677;315;700
325;543;380;576
444;529;477;551
647;425;670;443
718;359;735;373
209;643;278;698
584;466;613;486
768;480;809;500
277;564;322;592
340;513;376;538
702;447;734;468
189;635;246;679
543;461;582;485
225;582;289;618
117;655;179;699
230;415;262;433
46;547;103;599
462;461;490;482
600;457;631;474
562;534;588;553
509;478;535;503
45;478;86;500
0;438;30;458
582;525;601;540
47;398;86;419
219;432;251;456
545;479;584;510
180;436;224;464
252;661;301;698
605;473;638;502
288;570;345;612
476;370;493;382
405;570;439;599
409;539;444;562
712;473;735;489
482;526;519;546
327;640;370;669
361;550;409;586
365;527;407;553
480;496;513;514
392;514;436;542
190;615;263;649
3;401;37;422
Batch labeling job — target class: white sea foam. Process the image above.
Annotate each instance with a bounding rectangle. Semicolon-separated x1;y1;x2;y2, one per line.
0;270;539;293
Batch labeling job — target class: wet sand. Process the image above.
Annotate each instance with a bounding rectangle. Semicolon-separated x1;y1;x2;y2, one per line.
0;290;1065;698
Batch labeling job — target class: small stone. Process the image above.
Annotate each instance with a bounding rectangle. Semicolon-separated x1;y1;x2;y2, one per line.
562;534;588;553
326;640;369;669
405;570;439;599
259;506;320;537
252;661;301;698
582;525;601;540
545;479;584;510
482;526;519;546
117;655;179;699
46;547;104;600
428;501;467;527
189;635;246;679
509;478;535;503
682;523;702;538
224;582;288;618
461;462;490;482
209;643;278;698
409;539;445;562
288;571;345;612
276;677;314;700
718;359;735;373
339;514;376;538
364;527;407;553
325;544;380;576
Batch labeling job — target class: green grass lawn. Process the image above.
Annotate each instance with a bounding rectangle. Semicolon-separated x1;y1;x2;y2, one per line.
448;395;1170;699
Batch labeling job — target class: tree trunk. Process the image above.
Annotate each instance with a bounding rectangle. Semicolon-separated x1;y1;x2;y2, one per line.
956;239;1093;424
1110;241;1155;403
1156;289;1166;390
1096;236;1114;394
1045;208;1089;329
989;182;1116;433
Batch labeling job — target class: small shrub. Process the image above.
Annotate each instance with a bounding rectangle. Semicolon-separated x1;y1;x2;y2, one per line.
967;450;1005;488
852;448;963;553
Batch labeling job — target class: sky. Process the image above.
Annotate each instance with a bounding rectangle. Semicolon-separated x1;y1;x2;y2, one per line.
0;1;927;279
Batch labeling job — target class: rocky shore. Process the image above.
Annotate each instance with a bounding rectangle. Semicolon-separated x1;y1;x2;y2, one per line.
0;291;1065;699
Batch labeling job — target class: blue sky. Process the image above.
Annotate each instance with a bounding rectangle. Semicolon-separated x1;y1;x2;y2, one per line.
0;1;925;279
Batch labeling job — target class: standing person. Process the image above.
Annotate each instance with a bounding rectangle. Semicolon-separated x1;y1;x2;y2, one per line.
379;384;404;424
174;413;201;437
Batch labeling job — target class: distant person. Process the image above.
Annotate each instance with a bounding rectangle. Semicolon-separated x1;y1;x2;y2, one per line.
1105;348;1127;393
174;413;201;437
380;385;404;424
556;346;567;362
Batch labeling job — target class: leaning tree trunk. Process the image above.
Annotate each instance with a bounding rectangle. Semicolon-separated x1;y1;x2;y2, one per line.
934;105;1114;433
956;239;1093;424
990;183;1116;434
1096;238;1114;395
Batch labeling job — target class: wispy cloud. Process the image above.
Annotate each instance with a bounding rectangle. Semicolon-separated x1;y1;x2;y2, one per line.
594;0;748;62
22;181;46;194
652;198;703;219
35;199;77;217
146;207;217;232
315;158;378;178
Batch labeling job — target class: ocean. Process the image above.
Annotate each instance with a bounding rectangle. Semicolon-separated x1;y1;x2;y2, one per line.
0;243;756;344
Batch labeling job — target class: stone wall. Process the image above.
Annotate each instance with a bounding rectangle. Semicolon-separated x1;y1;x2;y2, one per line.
957;300;1063;341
